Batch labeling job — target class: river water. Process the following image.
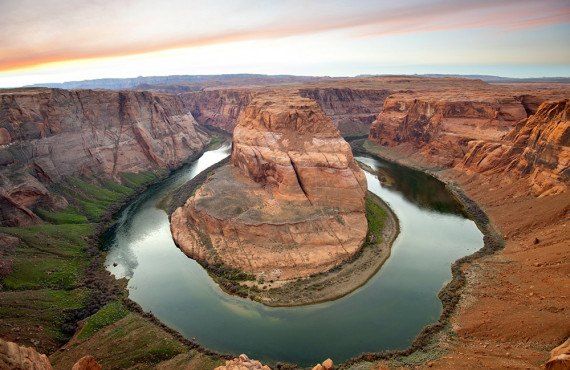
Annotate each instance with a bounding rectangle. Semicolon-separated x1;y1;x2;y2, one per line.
104;144;483;366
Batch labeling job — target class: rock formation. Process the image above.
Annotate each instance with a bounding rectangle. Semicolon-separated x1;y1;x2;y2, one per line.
369;90;569;196
215;354;271;370
460;100;569;196
71;355;102;370
180;89;253;132
546;338;570;370
0;88;208;226
0;338;52;370
369;91;527;166
299;88;390;136
171;92;367;280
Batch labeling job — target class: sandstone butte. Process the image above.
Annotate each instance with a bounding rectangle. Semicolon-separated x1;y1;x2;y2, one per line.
0;88;208;226
171;92;368;280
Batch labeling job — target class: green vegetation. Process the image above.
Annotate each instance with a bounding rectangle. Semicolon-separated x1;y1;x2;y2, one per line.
36;207;88;224
50;312;192;369
365;194;388;245
0;171;163;353
77;301;129;340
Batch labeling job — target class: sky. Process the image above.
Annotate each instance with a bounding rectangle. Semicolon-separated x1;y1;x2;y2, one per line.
0;0;569;87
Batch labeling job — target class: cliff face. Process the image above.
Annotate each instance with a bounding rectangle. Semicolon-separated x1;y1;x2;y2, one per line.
369;93;527;166
369;91;569;197
171;92;367;280
179;89;253;132
299;88;390;136
0;88;208;226
460;100;569;196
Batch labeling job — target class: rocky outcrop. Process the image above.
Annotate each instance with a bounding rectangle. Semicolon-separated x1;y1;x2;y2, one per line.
215;354;270;370
546;338;570;370
369;92;527;166
71;355;102;370
180;89;253;132
461;100;569;196
0;338;52;370
171;92;367;280
299;88;390;136
312;358;334;370
0;88;208;226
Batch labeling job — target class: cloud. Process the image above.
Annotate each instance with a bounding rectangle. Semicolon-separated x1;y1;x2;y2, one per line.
0;0;568;72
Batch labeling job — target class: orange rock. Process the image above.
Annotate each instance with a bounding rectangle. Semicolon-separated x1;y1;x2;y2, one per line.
0;338;52;370
546;338;570;370
171;92;367;280
461;100;569;196
322;358;334;369
0;88;208;227
72;355;102;370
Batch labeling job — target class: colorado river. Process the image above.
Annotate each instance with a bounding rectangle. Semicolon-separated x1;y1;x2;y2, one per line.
104;144;483;366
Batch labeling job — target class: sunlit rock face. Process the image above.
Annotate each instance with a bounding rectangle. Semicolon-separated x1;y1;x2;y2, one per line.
369;92;527;167
460;100;569;197
171;92;368;280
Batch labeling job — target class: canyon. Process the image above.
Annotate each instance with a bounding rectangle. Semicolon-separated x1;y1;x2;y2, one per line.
171;91;369;281
0;88;208;226
0;75;568;369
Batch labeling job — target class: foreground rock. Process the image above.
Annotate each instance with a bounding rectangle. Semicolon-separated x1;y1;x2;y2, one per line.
71;355;102;370
0;339;52;369
215;354;270;370
171;92;367;281
0;88;208;226
546;338;570;370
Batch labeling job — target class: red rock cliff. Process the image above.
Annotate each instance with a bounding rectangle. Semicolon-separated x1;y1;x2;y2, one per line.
460;100;569;196
0;88;208;226
369;92;527;166
179;89;253;132
171;92;367;280
299;88;391;136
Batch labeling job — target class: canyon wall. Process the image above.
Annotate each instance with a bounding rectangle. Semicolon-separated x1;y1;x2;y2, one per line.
179;89;253;132
460;100;569;196
171;92;368;280
0;88;208;226
369;92;527;166
369;92;569;196
299;88;391;136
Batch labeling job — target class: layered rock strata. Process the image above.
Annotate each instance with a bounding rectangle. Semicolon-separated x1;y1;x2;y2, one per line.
171;92;367;280
369;92;527;166
180;89;253;132
460;100;569;196
0;88;208;226
299;88;390;136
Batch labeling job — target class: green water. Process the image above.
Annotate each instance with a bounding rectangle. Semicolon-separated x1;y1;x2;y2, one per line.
104;145;483;366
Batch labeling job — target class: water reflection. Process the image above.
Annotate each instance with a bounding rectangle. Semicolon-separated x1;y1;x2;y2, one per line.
357;156;464;215
103;146;483;366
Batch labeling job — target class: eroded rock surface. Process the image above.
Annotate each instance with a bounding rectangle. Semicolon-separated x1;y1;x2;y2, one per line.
369;91;527;166
0;338;52;370
461;100;569;196
0;88;208;226
215;354;271;370
180;89;253;132
299;88;390;136
171;92;367;280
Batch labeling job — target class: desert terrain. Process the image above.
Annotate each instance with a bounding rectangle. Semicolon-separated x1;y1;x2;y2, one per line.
0;75;568;369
